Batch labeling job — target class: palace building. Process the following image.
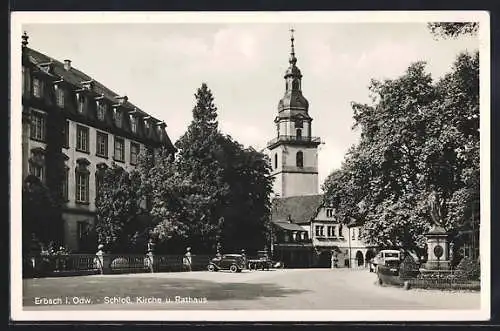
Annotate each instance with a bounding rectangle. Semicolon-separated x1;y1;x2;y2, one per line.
21;32;176;252
267;30;376;268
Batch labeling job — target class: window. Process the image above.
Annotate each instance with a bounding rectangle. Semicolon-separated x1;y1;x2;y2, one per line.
32;78;43;98
292;79;299;90
315;225;325;237
296;129;302;140
326;208;334;218
29;163;44;182
30;111;46;141
75;171;89;203
115;109;122;128
114;137;125;162
76;125;89;153
296;151;303;168
352;228;356;240
130;142;140;165
77;221;89;241
130;116;138;133
97;101;107;121
295;119;303;128
96;132;108;158
338;224;343;237
63;121;69;148
77;94;85;113
55;86;65;107
274;153;278;169
327;226;336;238
62;168;69;201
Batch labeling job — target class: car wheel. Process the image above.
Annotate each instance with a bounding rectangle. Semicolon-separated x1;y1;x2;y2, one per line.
229;264;238;273
207;264;215;272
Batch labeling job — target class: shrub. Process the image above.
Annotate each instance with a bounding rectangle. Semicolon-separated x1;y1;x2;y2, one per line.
111;257;129;269
399;254;420;279
454;257;480;281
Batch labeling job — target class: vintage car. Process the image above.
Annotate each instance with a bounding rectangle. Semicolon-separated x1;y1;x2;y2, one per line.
369;249;401;272
207;254;246;273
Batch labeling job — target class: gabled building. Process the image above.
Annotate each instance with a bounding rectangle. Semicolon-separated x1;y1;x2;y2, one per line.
267;30;375;268
21;32;176;251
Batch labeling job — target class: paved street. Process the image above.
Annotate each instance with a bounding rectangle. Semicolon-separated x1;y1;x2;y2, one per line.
23;269;480;310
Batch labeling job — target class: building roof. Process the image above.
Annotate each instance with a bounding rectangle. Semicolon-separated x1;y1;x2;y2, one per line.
23;45;176;150
273;221;306;232
25;47;165;124
271;194;323;224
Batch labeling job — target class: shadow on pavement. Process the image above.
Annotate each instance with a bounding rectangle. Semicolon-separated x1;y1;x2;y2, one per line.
23;276;309;306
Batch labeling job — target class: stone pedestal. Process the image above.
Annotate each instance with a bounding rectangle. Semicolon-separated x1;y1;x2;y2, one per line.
424;225;451;271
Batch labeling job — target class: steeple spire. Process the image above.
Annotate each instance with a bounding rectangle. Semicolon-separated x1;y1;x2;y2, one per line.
289;27;297;65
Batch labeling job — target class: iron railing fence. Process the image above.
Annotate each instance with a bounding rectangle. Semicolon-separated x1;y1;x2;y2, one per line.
23;254;213;278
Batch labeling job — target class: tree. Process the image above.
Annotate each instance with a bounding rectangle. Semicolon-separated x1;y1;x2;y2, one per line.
427;22;478;39
95;163;143;252
22;175;61;253
322;51;479;255
149;83;273;253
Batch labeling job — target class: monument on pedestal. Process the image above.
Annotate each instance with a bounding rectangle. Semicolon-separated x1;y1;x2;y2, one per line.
422;191;452;273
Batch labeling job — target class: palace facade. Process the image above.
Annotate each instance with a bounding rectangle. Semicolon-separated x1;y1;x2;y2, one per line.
21;32;176;251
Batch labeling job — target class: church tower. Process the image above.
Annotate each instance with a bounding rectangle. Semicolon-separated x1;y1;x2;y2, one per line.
267;29;321;198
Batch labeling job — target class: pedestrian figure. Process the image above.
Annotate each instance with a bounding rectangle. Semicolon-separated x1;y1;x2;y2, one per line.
183;247;192;272
331;251;338;269
241;249;247;269
145;239;155;272
94;244;104;272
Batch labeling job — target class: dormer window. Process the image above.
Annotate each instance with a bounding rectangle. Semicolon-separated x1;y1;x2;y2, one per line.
97;101;107;121
55;86;65;108
32;78;43;98
326;208;334;218
130;115;138;133
114;109;122;128
77;94;85;113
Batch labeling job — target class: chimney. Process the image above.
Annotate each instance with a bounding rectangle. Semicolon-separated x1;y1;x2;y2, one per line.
64;59;71;70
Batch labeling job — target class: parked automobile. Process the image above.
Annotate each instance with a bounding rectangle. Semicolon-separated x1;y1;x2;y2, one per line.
376;259;401;285
207;254;246;273
369;250;401;272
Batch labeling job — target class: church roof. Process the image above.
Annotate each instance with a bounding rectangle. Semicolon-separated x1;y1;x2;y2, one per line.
278;91;309;112
271;194;324;224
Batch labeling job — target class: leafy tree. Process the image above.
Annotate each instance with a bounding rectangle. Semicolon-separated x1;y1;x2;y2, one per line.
95;163;143;252
427;22;478;39
22;175;61;254
322;52;479;255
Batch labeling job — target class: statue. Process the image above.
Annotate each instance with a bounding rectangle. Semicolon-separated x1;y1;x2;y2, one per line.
428;190;445;227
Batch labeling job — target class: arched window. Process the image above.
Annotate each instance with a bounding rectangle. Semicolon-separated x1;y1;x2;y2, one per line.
296;151;303;168
296;128;302;140
274;153;278;169
292;79;300;90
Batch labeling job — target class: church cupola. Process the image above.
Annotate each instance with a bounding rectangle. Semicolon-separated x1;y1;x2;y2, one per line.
278;28;310;114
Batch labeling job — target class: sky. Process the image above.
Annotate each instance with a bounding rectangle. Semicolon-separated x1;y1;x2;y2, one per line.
23;22;479;191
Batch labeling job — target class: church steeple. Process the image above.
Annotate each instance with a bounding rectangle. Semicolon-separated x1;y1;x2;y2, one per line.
279;28;308;114
266;28;321;198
